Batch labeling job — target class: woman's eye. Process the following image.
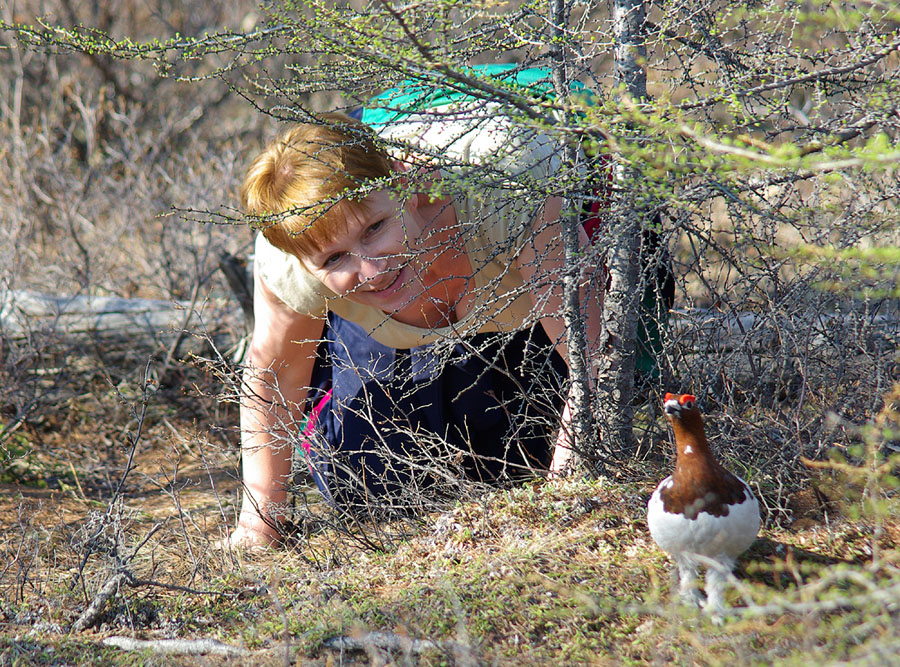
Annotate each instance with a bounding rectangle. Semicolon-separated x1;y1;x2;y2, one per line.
323;253;343;267
367;219;385;235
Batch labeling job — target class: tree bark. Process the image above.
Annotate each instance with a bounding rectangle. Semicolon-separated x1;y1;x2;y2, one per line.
549;0;596;468
594;0;649;457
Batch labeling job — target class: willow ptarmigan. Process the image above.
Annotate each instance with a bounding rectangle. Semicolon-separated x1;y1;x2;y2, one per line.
647;393;760;614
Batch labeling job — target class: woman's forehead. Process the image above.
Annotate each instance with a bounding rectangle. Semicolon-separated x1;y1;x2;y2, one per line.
356;188;403;213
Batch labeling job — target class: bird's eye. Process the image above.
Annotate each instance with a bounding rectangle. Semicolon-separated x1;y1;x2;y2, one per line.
683;400;694;409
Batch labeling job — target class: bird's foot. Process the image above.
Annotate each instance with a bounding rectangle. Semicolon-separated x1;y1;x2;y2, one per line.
701;595;732;624
706;610;726;626
678;587;706;608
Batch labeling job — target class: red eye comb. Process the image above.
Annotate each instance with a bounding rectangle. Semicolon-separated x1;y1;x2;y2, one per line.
664;393;696;404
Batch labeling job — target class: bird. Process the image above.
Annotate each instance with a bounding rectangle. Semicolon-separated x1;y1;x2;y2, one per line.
647;392;761;614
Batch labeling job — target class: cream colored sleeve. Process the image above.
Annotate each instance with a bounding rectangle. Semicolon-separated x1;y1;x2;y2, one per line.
253;233;330;318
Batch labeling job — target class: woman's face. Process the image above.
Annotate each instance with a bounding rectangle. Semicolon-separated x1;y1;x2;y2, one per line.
300;189;435;316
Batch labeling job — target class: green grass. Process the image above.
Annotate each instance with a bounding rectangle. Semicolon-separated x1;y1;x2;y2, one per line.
202;477;897;664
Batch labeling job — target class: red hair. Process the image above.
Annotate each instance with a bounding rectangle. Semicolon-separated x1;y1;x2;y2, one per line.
241;113;394;258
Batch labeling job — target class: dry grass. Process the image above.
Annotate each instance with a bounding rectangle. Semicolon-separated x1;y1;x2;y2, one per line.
1;350;898;665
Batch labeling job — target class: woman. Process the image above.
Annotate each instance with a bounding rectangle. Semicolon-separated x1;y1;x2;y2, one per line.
228;94;607;547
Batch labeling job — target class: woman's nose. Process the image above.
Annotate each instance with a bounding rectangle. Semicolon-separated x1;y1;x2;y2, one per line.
357;255;387;283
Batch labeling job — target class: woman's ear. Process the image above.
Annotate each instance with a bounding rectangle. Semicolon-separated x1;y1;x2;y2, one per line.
406;190;423;212
391;159;414;203
392;159;444;209
392;159;424;210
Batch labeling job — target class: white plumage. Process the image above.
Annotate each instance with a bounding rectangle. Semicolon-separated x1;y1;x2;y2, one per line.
647;393;761;613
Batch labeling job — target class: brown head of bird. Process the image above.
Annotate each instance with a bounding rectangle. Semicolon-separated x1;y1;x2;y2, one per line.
660;393;749;519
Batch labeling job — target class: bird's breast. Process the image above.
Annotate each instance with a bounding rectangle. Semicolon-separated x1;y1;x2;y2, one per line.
648;481;760;559
660;466;752;518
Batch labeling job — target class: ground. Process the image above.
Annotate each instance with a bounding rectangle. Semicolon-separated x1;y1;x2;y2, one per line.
1;349;899;666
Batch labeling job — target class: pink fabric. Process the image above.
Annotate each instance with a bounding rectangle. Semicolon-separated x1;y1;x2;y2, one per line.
299;388;333;456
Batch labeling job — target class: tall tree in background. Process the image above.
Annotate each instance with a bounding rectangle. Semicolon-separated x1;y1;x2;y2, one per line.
549;0;597;468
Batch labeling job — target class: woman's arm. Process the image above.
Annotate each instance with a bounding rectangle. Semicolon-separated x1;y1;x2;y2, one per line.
227;267;325;547
515;197;605;474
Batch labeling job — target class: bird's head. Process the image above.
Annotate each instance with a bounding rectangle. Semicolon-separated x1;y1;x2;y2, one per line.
663;393;699;421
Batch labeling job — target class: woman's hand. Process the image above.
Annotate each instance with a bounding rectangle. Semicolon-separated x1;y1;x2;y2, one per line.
220;269;323;550
217;512;281;550
516;198;604;480
549;397;575;477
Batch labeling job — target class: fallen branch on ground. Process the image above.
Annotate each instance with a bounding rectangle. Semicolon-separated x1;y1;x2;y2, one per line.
102;636;250;657
71;574;129;633
71;570;226;633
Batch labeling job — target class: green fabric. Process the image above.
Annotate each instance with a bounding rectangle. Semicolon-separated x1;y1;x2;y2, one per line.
637;281;667;381
362;64;593;127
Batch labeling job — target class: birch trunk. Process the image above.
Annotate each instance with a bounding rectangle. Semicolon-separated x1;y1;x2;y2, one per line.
549;0;596;468
594;0;649;456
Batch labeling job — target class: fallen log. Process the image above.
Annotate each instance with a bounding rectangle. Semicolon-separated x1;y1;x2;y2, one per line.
102;636;250;657
3;288;896;360
669;307;900;354
0;289;201;342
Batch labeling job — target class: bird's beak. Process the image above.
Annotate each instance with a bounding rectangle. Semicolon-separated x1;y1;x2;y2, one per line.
663;399;681;417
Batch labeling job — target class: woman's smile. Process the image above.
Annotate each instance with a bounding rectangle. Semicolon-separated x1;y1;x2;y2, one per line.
358;264;410;307
367;266;402;294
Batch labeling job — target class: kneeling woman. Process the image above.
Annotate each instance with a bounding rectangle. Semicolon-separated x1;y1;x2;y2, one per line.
229;104;605;547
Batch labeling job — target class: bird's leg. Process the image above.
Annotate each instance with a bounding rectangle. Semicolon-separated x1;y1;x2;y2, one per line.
702;556;734;616
674;556;704;607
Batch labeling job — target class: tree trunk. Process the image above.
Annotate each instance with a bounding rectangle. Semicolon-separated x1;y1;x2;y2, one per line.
549;0;597;469
594;0;649;457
